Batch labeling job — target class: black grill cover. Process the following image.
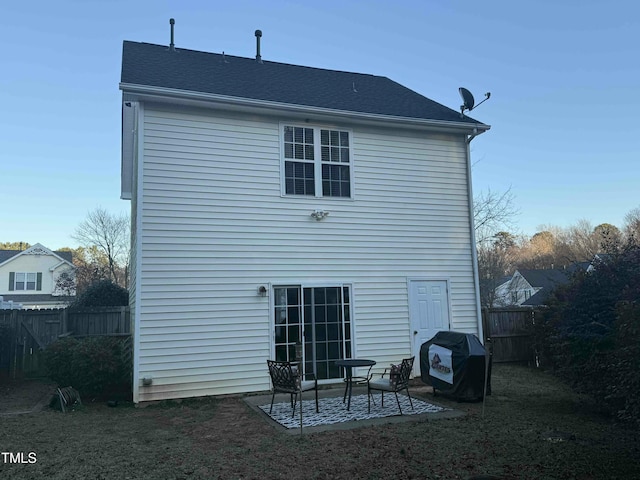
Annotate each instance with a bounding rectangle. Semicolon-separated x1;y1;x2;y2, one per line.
420;331;491;401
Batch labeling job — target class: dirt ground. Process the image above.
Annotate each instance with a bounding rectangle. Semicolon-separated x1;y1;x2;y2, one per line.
1;367;640;480
0;378;56;414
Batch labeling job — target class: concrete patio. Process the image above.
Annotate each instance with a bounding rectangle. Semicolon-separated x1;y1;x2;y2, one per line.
243;383;464;435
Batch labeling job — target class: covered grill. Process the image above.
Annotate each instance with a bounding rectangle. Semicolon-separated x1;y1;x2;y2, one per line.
420;331;491;401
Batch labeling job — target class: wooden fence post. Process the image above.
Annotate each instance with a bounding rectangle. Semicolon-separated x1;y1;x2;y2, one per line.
10;310;18;378
481;308;490;343
119;306;126;334
61;308;68;335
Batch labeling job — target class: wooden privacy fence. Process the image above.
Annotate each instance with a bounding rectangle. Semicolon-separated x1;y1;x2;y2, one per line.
0;307;130;378
482;307;541;363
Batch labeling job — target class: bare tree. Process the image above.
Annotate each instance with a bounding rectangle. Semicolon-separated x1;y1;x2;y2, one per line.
473;187;519;307
517;230;558;269
593;223;623;253
623;206;640;246
473;187;520;245
565;220;600;261
477;231;518;307
56;245;112;296
72;207;130;288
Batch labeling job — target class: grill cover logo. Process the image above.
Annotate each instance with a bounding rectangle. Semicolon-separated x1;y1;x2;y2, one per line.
429;344;453;384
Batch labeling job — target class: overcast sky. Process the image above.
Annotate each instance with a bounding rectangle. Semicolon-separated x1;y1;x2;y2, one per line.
2;0;638;249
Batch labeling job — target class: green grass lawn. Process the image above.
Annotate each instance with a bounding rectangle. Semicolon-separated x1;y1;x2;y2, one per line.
1;364;639;479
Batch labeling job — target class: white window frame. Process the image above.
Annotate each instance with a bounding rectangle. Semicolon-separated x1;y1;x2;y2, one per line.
279;122;354;199
14;272;38;291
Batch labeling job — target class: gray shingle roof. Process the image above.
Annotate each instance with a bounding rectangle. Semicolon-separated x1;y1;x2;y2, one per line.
0;250;20;263
521;289;553;306
518;269;571;306
518;269;570;290
0;249;73;265
121;41;487;127
56;251;73;263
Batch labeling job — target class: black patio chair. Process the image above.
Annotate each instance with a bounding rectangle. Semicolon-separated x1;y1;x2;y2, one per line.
367;356;415;414
266;360;319;432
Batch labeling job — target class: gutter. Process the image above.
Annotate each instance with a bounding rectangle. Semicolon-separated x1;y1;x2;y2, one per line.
465;127;487;342
467;127;483;145
119;83;491;135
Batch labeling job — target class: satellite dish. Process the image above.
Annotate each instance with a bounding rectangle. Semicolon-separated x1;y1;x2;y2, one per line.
459;87;491;117
459;87;475;111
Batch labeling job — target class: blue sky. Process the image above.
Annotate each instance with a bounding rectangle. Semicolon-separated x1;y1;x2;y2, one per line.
3;0;638;249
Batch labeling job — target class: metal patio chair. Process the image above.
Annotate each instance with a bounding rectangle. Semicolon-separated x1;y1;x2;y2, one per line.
266;360;319;433
367;356;415;414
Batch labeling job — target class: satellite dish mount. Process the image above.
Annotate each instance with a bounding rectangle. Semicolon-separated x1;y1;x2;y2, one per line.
459;87;490;118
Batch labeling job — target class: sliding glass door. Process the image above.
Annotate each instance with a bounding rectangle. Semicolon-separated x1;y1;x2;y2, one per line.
274;285;352;380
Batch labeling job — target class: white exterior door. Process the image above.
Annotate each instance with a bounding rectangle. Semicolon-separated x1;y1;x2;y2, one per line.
409;279;450;375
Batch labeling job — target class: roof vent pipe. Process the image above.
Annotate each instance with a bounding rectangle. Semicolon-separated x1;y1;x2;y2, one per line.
169;18;176;51
255;29;263;63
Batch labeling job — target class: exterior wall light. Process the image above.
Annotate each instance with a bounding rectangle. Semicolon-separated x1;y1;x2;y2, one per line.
310;210;329;221
258;285;268;297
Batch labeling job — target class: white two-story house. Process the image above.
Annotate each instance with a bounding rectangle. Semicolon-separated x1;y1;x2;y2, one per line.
0;243;76;309
120;34;490;403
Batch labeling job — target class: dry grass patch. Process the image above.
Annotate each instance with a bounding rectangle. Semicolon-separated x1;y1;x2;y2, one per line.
1;365;639;479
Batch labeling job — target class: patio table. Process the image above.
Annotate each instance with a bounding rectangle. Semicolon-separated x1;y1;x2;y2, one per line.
335;358;376;410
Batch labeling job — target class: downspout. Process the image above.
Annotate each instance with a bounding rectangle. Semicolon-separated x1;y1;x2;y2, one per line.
465;127;485;342
132;102;144;404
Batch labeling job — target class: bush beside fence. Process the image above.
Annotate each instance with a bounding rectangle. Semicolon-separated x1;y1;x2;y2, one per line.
0;307;130;379
44;335;132;401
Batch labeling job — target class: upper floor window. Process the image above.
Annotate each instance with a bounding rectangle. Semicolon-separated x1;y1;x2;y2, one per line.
282;125;352;198
9;272;42;291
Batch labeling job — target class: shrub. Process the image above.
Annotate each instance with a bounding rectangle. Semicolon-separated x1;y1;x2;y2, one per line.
71;280;129;308
44;336;131;401
537;244;640;427
610;298;640;428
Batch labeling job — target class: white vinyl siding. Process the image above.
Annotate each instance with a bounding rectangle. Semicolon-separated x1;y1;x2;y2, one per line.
134;104;477;402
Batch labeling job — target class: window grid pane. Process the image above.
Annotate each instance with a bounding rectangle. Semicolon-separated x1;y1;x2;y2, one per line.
273;287;303;365
322;164;350;197
284;126;314;160
320;129;350;163
297;286;353;381
320;129;351;197
285;161;315;195
15;273;26;290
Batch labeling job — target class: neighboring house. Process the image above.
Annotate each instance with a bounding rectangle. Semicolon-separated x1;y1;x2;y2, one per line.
0;243;76;309
494;257;611;308
494;269;571;307
120;35;490;403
